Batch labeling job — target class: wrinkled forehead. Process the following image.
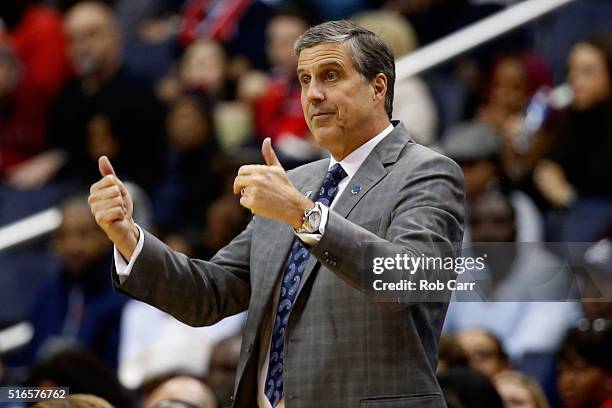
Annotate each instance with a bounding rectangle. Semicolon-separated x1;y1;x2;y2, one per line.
296;42;354;72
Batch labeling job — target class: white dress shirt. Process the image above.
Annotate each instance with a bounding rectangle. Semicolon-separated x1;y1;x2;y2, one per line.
114;123;394;407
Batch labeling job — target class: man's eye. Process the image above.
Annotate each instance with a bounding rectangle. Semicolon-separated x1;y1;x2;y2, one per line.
326;71;338;81
301;76;311;85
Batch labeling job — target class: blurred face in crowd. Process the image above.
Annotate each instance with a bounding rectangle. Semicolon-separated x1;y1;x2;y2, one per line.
267;15;307;76
53;200;111;276
569;43;611;110
459;159;497;201
166;96;210;152
65;2;122;81
557;354;612;408
0;53;19;100
180;40;226;96
297;42;388;159
143;376;217;408
489;57;528;114
494;376;538;408
469;191;516;243
456;329;509;378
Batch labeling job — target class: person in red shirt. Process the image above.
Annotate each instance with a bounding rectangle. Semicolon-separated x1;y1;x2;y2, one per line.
0;0;69;183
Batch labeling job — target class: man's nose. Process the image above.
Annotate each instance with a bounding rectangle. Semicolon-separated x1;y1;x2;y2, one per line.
305;79;324;102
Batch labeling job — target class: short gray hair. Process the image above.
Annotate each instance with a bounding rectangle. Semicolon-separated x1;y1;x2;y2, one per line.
294;20;395;119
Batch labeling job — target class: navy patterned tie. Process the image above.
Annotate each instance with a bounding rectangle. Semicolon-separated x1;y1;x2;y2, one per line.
264;163;348;407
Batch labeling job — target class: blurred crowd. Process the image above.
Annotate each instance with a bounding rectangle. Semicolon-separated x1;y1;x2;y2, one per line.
1;0;611;407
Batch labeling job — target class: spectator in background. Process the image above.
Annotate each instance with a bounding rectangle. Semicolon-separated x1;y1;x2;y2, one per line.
142;375;217;408
477;52;554;200
158;37;250;151
437;334;469;374
353;10;439;145
494;370;549;408
9;1;165;192
178;39;236;102
455;329;510;379
238;9;320;162
27;348;133;408
438;366;504;408
556;327;612;408
535;36;612;242
441;121;544;242
3;196;128;370
0;0;68;99
153;93;226;250
0;0;69;182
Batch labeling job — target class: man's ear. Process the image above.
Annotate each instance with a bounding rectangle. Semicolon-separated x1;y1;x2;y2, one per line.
371;73;388;104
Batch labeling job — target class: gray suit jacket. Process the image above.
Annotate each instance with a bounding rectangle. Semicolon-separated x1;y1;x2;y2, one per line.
112;122;465;407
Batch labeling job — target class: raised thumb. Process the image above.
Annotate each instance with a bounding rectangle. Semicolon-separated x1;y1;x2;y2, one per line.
262;138;282;168
98;155;117;177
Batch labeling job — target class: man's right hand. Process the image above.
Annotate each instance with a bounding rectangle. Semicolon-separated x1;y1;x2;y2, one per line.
88;156;139;260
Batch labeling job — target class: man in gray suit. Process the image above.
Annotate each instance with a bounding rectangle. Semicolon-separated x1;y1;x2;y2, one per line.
89;21;464;407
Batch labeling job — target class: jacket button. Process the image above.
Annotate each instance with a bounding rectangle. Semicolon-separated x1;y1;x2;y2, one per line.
230;395;234;401
247;343;253;353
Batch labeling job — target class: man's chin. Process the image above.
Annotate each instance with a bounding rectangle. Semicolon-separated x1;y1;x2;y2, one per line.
311;126;339;147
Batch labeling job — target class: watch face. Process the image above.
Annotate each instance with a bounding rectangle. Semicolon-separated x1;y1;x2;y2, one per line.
307;210;322;232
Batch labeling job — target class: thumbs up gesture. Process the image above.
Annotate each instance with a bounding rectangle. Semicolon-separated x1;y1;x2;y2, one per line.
234;138;314;228
88;156;139;259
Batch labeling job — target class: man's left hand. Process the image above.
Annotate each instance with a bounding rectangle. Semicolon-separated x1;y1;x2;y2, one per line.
234;138;314;229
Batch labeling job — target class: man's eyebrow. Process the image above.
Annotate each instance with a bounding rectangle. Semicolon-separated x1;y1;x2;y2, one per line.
297;61;344;76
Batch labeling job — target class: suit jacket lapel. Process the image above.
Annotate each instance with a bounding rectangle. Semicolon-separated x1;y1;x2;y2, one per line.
333;125;411;218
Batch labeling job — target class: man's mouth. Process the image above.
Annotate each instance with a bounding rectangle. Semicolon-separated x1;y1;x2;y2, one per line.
312;112;333;119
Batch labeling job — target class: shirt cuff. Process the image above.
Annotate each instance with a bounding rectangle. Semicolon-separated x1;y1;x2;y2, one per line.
295;203;329;245
114;224;145;277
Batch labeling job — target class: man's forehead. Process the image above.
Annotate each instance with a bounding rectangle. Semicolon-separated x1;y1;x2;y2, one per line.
297;43;352;71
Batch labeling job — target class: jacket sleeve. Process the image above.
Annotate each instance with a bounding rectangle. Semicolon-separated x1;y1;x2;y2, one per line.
112;217;254;327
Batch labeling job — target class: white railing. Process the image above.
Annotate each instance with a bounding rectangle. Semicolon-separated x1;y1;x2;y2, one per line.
0;0;579;251
0;208;62;251
396;0;578;80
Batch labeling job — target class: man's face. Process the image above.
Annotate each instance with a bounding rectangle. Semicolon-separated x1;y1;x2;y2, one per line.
297;43;382;158
65;5;120;78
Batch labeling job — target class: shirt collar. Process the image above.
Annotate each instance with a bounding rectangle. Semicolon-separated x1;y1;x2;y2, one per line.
329;123;394;179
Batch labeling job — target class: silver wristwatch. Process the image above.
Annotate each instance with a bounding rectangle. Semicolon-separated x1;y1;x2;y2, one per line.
296;202;324;234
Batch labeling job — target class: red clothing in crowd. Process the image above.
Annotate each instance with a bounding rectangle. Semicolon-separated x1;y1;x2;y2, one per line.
252;75;308;143
8;5;69;99
0;5;69;175
178;0;253;46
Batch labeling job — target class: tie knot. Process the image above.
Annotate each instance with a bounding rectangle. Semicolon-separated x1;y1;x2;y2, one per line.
328;163;348;185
